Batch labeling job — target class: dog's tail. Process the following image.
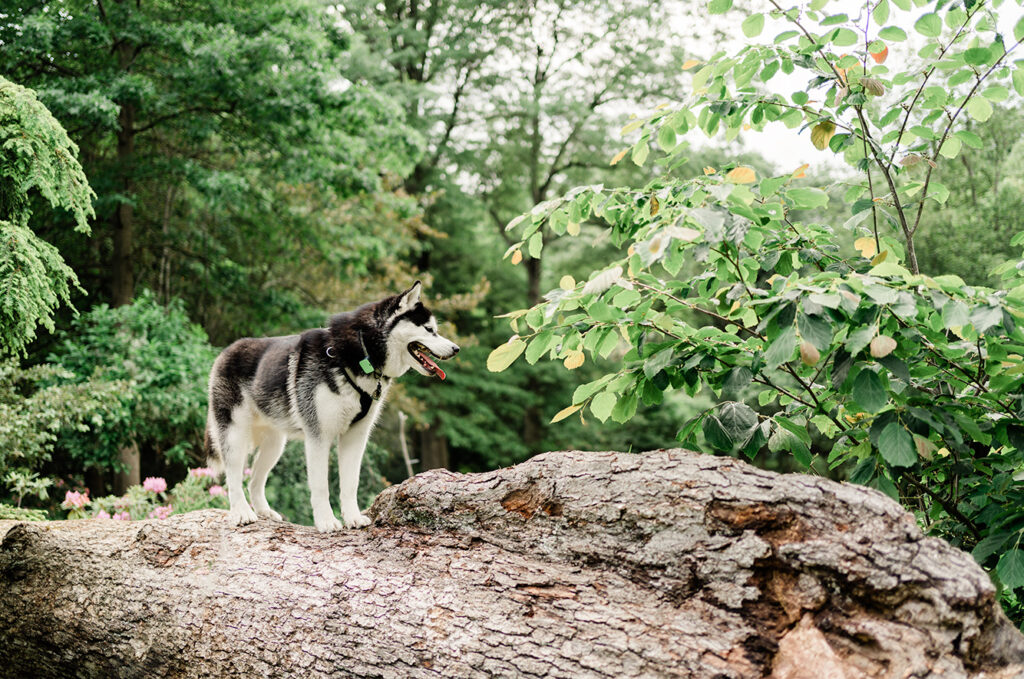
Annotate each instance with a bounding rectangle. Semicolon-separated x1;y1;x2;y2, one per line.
204;425;224;478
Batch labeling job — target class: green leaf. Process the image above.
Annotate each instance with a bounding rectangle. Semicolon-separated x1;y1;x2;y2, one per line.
939;136;962;159
852;368;888;413
914;13;942;38
831;28;859;46
846;324;877;356
573;374;615;404
657;125;677;152
997;549;1024;589
963;47;992;66
597;329;620;358
631;140;650;166
872;0;889;26
966;96;993;123
878;26;907;41
590;392;617;423
742;13;765;37
610;392;639;424
708;0;732;15
786;187;829;209
769;422;812;466
1014;70;1024;97
972;532;1011;564
703;415;733;451
487;339;526;372
718;401;759;443
525;331;556;364
527;232;543;258
798;312;833;352
765;326;797;368
941;300;969;328
1015;15;1024;42
877;422;917;467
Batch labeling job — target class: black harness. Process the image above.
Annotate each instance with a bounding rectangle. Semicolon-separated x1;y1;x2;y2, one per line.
325;330;388;425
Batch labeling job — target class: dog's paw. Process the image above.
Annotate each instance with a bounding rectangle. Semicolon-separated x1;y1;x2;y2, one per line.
227;504;259;527
254;506;283;522
314;513;345;533
343;512;372;529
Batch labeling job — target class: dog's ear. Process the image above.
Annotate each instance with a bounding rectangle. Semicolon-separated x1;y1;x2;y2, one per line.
395;280;422;314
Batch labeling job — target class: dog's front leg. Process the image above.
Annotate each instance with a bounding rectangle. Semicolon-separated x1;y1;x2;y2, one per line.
337;419;374;528
304;437;343;532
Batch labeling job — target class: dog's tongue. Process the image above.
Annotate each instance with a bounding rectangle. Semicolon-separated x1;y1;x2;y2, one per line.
421;353;446;380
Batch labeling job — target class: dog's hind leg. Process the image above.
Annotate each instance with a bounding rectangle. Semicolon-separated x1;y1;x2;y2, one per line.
305;437;344;532
223;421;259;526
248;429;286;521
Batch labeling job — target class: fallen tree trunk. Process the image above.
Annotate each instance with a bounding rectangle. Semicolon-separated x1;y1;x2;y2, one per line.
1;449;1022;678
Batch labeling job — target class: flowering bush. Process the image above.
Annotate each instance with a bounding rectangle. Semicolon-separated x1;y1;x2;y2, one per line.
58;468;240;521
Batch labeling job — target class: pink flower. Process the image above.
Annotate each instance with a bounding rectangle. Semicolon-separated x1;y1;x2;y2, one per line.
243;467;252;477
189;467;215;478
95;510;111;519
142;477;167;493
148;505;173;520
61;490;89;510
112;511;130;521
208;485;226;497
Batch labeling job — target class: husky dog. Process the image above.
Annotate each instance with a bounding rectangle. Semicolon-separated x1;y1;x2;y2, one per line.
205;282;458;532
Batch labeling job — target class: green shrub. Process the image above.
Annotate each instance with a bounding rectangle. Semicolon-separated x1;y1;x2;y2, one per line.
492;0;1024;626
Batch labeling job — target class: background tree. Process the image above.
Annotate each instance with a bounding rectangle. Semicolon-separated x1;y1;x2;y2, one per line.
0;77;93;356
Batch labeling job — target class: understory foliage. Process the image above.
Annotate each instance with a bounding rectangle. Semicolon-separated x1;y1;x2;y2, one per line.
491;0;1024;624
47;291;216;473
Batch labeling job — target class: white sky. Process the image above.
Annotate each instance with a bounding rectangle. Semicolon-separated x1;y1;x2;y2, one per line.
665;0;1024;177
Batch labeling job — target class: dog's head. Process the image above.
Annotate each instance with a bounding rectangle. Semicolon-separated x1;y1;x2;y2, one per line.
378;281;459;380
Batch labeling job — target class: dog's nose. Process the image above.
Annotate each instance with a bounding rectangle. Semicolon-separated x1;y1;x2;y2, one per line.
452;345;460;355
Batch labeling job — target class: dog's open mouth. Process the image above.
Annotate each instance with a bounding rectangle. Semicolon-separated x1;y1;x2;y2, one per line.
409;342;448;380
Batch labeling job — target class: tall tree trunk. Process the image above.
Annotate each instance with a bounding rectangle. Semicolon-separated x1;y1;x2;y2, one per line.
111;40;140;493
417;425;449;470
111;98;135;307
1;449;1022;678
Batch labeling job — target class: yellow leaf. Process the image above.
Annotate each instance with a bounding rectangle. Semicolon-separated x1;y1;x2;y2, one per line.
703;166;717;175
870;250;888;266
811;121;836;151
551;404;583;423
726;166;756;184
870;335;897;358
486;339;526;372
560;275;576;291
854;237;877;258
682;59;701;70
510;249;523;265
567;221;580;236
650;196;660;217
610;148;629;166
791;163;809;179
563;350;585;370
800;341;820;366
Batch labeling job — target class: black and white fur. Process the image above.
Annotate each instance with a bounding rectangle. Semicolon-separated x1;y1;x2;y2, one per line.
205;282;458;532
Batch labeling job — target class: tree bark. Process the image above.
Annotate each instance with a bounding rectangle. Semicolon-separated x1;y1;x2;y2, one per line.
1;449;1022;678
